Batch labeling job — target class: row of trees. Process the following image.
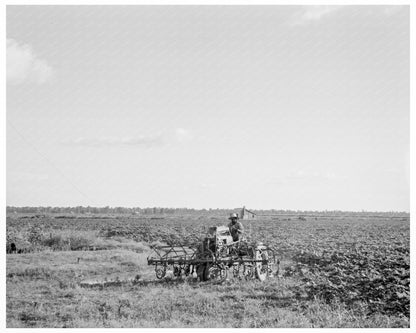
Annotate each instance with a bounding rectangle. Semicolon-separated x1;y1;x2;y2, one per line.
6;206;409;216
7;206;207;215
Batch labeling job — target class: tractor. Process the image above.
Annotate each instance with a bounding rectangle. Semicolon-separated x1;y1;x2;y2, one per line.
147;225;278;282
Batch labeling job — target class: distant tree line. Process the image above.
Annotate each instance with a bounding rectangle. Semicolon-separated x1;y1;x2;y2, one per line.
6;206;202;215
6;206;409;217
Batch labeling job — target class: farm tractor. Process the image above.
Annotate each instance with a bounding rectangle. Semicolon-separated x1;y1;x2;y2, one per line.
147;225;279;282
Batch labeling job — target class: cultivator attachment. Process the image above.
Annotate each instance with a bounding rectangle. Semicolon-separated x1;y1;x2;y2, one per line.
147;244;197;279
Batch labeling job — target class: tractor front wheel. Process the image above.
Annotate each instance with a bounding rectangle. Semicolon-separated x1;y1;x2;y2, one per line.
255;249;269;281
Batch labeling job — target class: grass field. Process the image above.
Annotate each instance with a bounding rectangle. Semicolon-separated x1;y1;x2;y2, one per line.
6;213;410;328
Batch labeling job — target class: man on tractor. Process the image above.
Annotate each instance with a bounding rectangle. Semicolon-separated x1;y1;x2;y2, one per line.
228;213;244;242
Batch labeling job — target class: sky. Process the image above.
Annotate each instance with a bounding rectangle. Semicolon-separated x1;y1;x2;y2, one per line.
6;5;409;211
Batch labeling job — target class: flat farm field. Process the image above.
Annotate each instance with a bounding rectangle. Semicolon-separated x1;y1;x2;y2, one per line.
6;214;410;328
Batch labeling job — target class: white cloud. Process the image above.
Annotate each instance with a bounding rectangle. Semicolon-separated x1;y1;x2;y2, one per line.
291;6;343;26
174;128;193;143
63;128;192;148
62;135;164;148
7;38;54;85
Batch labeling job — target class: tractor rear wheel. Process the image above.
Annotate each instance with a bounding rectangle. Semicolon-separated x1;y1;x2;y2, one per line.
197;264;209;281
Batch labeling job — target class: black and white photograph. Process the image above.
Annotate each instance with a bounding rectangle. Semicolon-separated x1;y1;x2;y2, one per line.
4;2;412;329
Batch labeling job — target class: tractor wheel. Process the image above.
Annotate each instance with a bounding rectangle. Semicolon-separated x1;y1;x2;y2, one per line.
242;263;254;280
255;249;269;282
155;264;166;279
196;264;208;281
206;264;228;283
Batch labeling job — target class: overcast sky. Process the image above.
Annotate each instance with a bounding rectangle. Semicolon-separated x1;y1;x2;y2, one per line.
6;5;409;211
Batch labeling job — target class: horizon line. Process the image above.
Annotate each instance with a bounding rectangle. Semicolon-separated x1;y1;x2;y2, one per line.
6;205;410;214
